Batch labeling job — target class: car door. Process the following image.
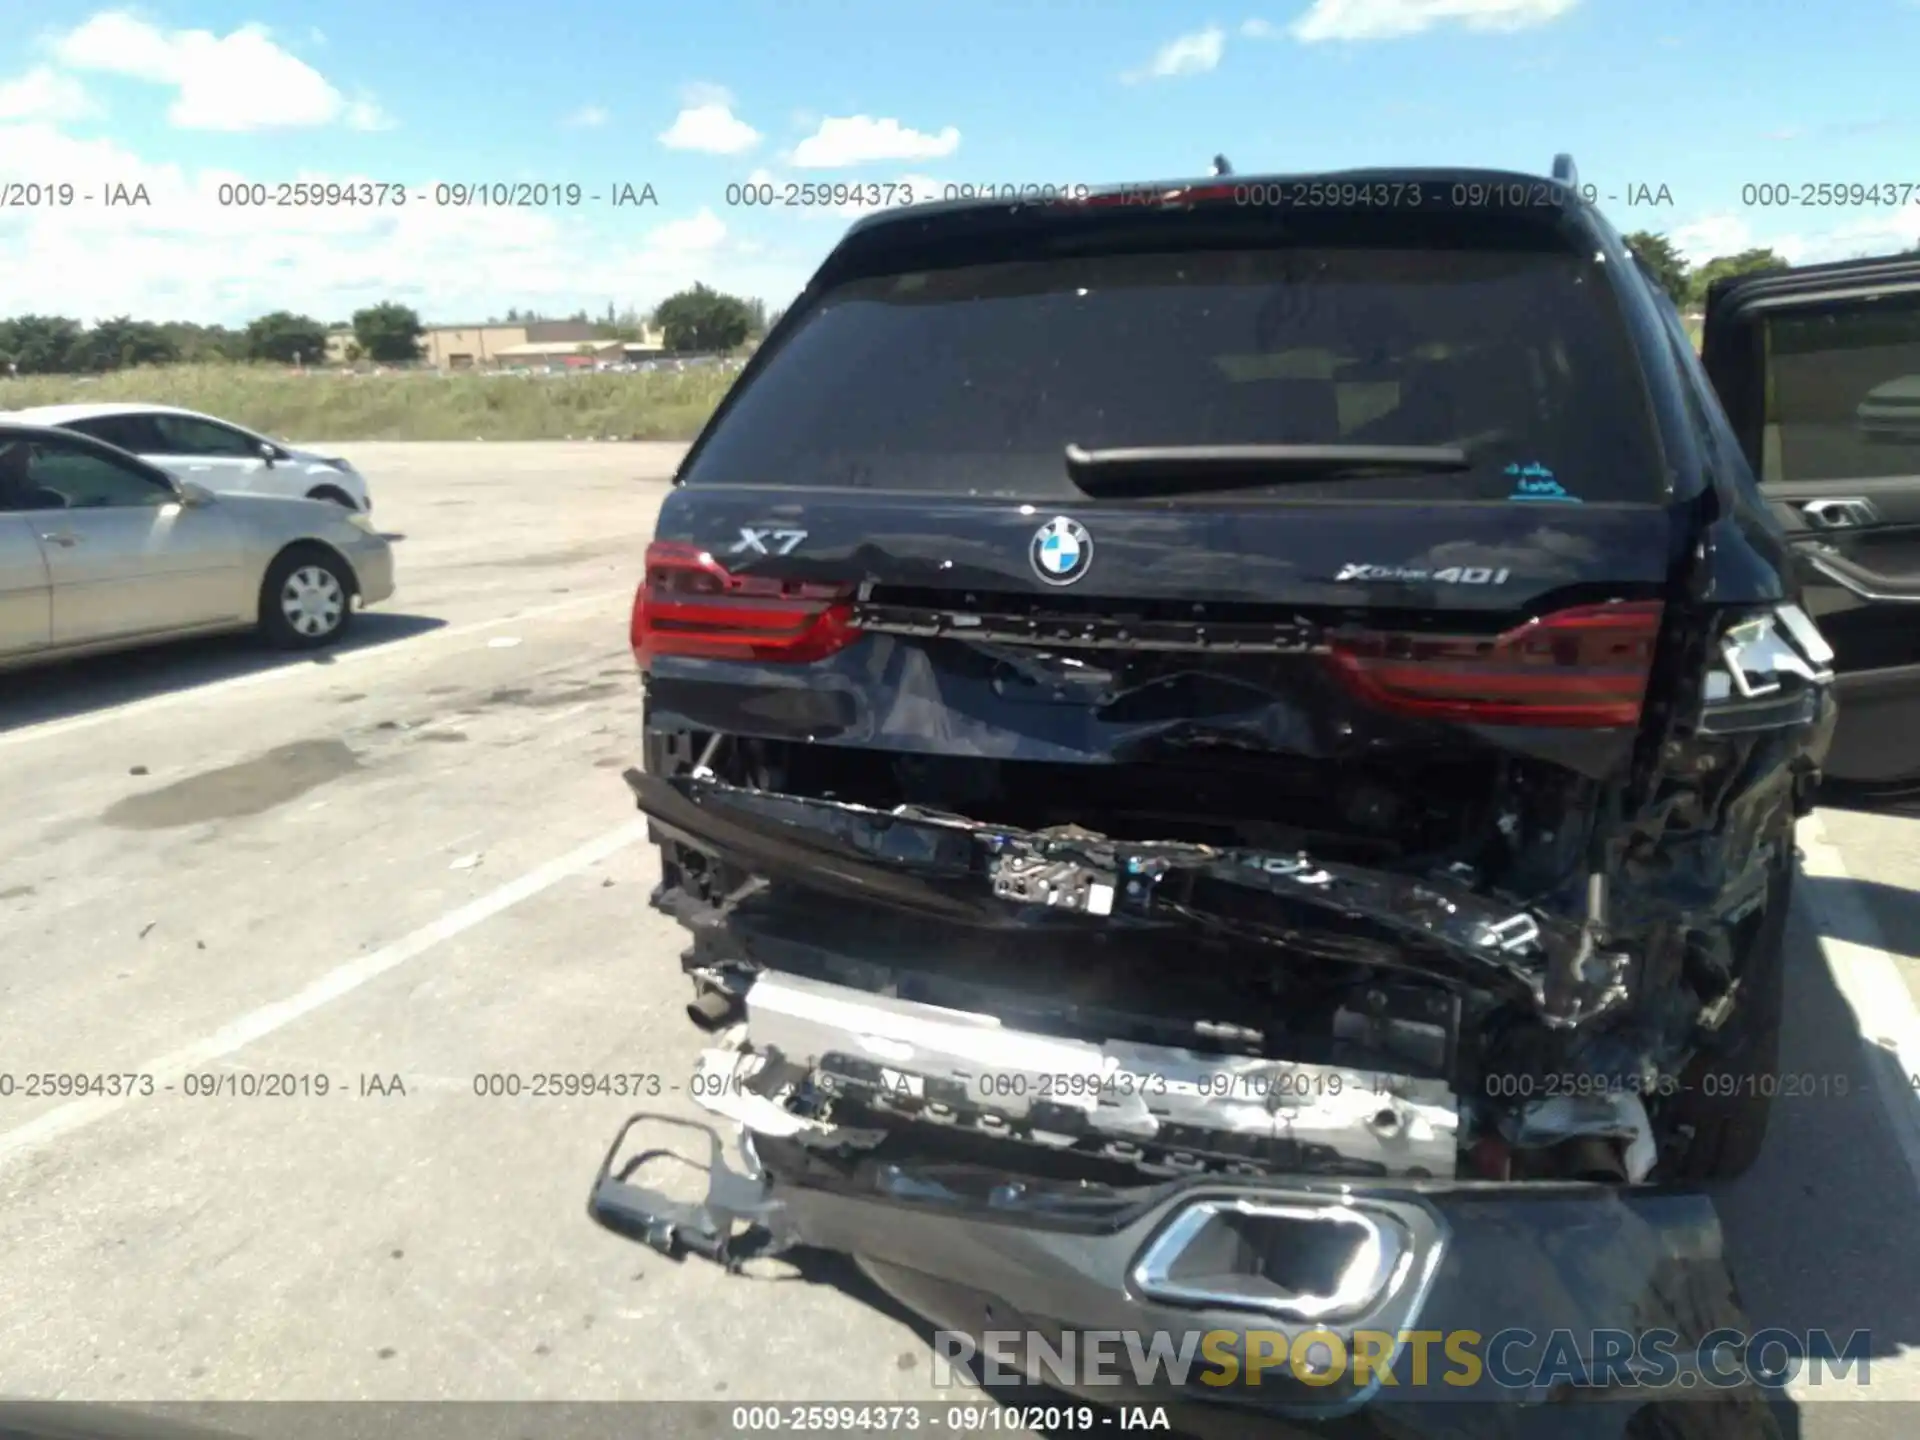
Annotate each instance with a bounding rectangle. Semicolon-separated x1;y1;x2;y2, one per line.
16;433;249;646
1703;256;1920;784
133;412;275;497
0;441;53;657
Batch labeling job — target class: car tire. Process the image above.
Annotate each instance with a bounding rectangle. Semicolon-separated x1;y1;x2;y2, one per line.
1668;848;1795;1183
258;545;355;650
306;485;357;509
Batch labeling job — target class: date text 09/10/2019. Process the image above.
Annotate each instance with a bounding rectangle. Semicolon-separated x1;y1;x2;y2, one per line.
0;1072;406;1099
214;182;660;209
0;1070;771;1103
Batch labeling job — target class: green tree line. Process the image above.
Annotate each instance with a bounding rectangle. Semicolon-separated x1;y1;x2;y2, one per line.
1623;231;1920;310
0;285;772;377
0;304;426;376
495;292;772;348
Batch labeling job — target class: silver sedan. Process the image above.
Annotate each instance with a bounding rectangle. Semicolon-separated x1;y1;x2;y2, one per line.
0;422;395;671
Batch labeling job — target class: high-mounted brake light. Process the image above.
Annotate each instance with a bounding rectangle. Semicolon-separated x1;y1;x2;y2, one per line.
630;540;860;667
1065;182;1242;211
1326;601;1665;729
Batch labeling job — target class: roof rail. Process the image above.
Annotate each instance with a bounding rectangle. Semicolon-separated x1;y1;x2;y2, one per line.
1551;153;1579;190
1211;154;1233;178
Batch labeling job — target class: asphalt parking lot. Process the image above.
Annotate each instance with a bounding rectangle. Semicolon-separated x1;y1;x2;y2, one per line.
2;442;1919;1436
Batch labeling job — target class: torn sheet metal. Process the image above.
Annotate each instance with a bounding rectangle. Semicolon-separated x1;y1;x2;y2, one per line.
686;1048;840;1139
627;769;1627;1028
583;1112;791;1269
1505;1091;1659;1183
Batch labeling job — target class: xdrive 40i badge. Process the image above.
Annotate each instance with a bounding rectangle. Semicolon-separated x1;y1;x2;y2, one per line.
1334;563;1514;584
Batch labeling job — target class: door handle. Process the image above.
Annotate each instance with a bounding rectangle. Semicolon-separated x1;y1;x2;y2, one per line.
1800;498;1879;529
40;532;80;547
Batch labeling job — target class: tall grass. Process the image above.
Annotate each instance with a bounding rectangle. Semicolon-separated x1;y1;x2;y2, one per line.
0;363;737;442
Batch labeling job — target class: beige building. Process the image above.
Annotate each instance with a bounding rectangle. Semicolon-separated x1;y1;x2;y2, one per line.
491;340;623;366
416;320;668;369
416;320;597;370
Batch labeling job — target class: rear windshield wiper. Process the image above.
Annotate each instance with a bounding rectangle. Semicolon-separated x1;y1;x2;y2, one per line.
1063;443;1472;498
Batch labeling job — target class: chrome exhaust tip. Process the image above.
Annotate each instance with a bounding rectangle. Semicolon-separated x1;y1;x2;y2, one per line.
1130;1197;1425;1325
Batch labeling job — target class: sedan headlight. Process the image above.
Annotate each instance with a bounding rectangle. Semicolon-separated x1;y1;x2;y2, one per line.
345;511;380;534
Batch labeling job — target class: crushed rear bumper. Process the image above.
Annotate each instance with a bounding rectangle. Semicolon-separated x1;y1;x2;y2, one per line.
587;1112;1778;1435
603;776;1785;1434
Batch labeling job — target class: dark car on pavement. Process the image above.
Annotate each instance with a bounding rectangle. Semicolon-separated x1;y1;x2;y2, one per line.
590;164;1920;1432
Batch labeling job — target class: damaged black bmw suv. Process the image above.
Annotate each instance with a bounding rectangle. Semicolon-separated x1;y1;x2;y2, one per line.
594;166;1862;1421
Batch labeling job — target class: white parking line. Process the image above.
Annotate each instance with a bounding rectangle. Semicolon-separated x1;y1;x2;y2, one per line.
1799;812;1920;1194
0;819;648;1174
0;588;629;750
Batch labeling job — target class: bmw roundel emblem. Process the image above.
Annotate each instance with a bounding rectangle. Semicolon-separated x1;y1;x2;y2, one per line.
1030;515;1093;586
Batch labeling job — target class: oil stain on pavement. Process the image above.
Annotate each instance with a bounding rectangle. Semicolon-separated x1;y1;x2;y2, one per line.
100;740;362;831
484;683;622;708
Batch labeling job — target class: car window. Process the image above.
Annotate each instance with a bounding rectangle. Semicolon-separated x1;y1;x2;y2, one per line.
1761;292;1920;486
0;441;38;511
146;414;263;458
684;243;1667;503
15;438;174;510
61;414;171;453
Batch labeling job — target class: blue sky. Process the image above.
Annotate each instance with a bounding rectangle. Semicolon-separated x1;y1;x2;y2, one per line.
3;0;1919;325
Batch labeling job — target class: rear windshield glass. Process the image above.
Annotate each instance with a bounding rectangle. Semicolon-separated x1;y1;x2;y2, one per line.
685;243;1667;503
1762;292;1920;485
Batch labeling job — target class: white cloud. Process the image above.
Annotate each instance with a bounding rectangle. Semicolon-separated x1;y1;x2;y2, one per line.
51;13;175;76
1124;26;1227;81
790;115;960;168
1241;18;1281;38
1670;211;1919;268
345;97;393;131
1291;0;1578;42
0;122;806;327
48;10;387;131
659;101;760;155
744;167;778;188
1668;214;1756;264
643;208;728;253
563;104;610;128
0;66;99;123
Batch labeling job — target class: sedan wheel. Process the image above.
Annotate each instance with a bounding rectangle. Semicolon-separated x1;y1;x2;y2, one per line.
282;565;346;638
259;547;355;650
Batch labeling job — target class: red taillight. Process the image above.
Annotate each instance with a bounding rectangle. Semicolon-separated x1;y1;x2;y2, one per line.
1326;601;1665;729
630;541;860;667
